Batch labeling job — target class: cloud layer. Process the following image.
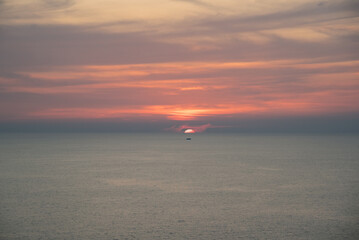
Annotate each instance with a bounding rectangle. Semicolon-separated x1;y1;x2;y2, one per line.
0;0;358;132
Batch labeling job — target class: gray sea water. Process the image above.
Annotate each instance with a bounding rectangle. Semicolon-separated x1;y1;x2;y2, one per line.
0;133;358;240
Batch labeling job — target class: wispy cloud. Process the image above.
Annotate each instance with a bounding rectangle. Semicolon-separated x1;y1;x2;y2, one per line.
1;59;358;122
172;0;218;11
42;0;75;10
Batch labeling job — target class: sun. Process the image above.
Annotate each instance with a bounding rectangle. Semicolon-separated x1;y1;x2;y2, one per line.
184;129;195;133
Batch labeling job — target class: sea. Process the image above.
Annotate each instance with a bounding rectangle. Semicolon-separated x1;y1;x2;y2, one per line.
0;133;358;240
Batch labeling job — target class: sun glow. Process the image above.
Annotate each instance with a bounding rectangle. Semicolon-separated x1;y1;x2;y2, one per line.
184;129;195;133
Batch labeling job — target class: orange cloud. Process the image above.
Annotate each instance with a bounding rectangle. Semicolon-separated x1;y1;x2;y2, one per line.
3;59;359;122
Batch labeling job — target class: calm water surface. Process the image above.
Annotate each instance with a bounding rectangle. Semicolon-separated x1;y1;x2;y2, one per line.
0;133;358;239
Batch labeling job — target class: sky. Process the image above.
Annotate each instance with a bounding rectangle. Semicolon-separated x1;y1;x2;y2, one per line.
0;0;358;133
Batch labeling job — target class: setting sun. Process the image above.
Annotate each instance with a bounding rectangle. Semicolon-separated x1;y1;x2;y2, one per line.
184;129;195;133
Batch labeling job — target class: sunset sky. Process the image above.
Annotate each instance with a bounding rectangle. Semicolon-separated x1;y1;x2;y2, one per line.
1;0;358;132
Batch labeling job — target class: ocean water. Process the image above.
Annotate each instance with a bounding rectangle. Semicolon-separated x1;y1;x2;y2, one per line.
0;133;358;240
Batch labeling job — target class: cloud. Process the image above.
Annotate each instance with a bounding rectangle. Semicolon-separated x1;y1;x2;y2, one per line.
172;0;217;11
1;59;358;122
0;25;192;69
0;0;358;133
198;0;359;32
42;0;75;10
157;0;359;52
